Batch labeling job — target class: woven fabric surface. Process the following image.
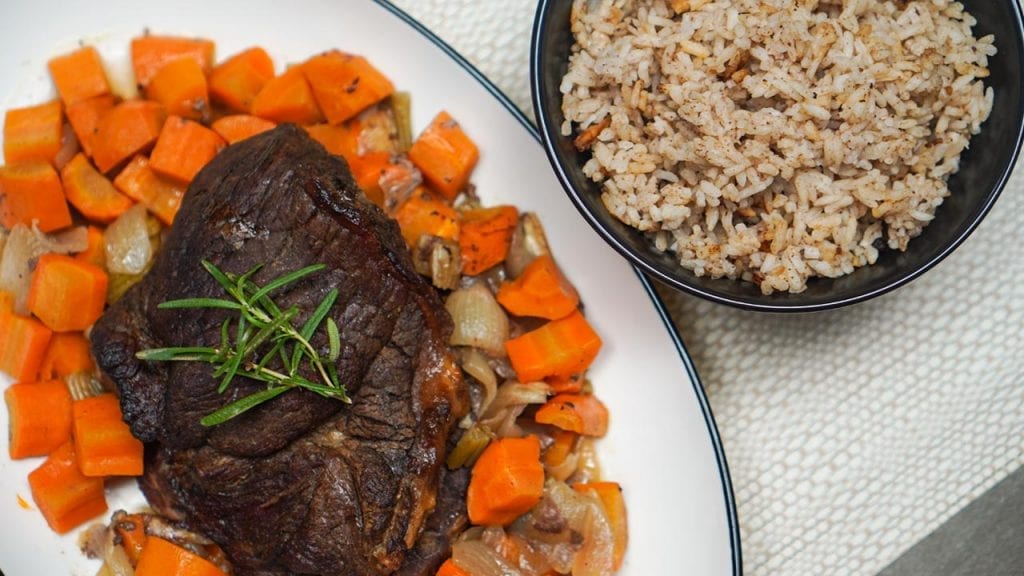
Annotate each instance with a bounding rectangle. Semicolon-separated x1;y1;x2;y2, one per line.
387;1;1024;574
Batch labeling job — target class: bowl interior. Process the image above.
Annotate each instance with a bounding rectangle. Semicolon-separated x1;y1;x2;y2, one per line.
532;0;1024;311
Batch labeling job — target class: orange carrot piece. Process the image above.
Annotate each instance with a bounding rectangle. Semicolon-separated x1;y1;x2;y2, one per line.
348;151;391;207
535;393;610;437
574;482;628;569
135;537;228;576
61;153;135;223
48;46;110;106
497;255;580;320
543;429;578;468
505;310;603;382
113;155;186;225
211;115;276;144
0;312;52;383
305;122;354;156
408;111;478;199
5;380;73;459
251;66;324;124
92;100;166;173
37;332;95;381
436;559;470;576
302;122;388;205
547;374;585;395
302;51;395;125
392;187;460;247
209;47;275;113
131;35;216;88
459;205;518;276
0;293;11;372
0;161;73;232
72;393;144;477
27;441;107;534
27;253;108;332
114;513;149;565
467;436;544;526
4;100;64;165
145;57;210;121
149;116;225;184
75;225;107;269
65;94;116;159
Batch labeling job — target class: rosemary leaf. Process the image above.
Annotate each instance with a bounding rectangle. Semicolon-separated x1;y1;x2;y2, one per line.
158;298;242;311
200;386;291;426
301;289;339;341
249;264;326;303
290;289;339;369
135;347;219;362
235;264;264;291
327;318;341;362
202;260;237;293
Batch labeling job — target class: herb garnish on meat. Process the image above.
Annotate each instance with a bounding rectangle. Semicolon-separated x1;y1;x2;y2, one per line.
136;260;349;426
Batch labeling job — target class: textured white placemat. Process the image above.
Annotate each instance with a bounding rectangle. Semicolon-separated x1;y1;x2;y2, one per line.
387;1;1024;574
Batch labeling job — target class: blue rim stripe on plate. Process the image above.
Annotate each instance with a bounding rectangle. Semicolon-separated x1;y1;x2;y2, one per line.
371;1;743;573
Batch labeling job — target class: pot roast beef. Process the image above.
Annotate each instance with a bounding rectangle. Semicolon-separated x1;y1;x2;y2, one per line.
90;124;471;575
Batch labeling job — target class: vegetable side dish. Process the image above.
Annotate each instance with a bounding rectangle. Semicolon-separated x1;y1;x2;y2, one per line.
0;34;626;576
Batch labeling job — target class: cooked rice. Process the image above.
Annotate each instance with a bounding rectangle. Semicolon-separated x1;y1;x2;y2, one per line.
560;0;995;294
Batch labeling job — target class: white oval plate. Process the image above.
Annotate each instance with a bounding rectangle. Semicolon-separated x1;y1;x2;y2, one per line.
0;1;740;574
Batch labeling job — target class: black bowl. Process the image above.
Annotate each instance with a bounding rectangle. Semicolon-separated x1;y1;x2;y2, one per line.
531;0;1024;312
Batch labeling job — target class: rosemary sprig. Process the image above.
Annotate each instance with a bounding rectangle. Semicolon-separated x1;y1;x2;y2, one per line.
136;260;350;427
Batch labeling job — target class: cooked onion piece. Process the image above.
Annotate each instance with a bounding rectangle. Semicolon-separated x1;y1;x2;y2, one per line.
512;481;615;576
483;381;551;418
446;282;509;356
451;538;522;576
460;347;499;411
104;205;153;275
505;213;550;279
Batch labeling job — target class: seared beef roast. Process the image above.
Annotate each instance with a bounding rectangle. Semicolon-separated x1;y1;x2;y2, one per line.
91;125;470;575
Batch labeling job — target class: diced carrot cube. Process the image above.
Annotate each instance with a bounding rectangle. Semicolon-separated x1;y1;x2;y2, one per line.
38;332;96;380
505;311;603;382
408;111;479;199
145;57;210;121
0;161;73;232
393;187;461;247
302;51;394;125
92;100;166;173
0;312;53;383
149;116;225;183
28;441;107;534
5;380;73;459
131;35;215;87
209;47;275;113
113;155;186;225
211;114;276;145
27;253;109;332
4;100;64;165
65;94;116;159
251;66;324;125
72;393;144;477
48;46;111;106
